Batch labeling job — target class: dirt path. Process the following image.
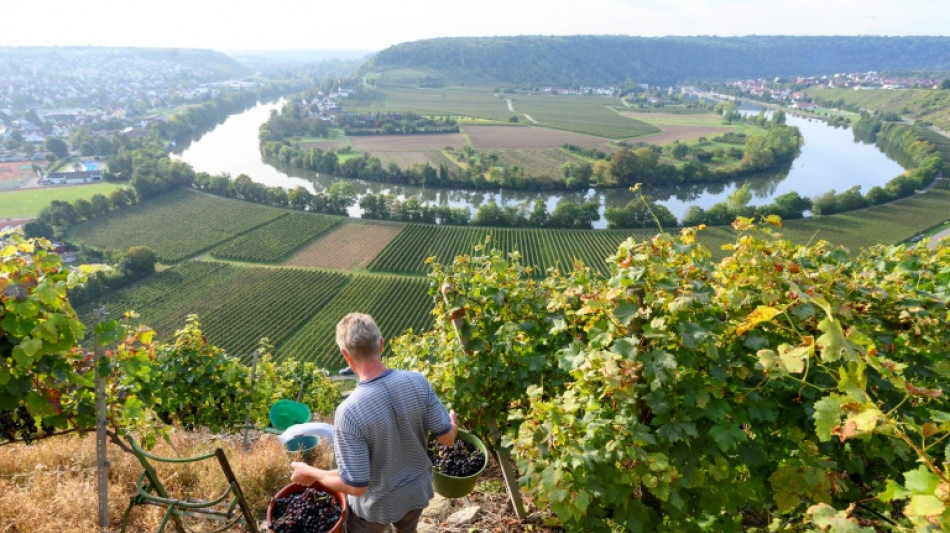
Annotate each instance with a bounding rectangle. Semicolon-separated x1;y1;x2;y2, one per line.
522;113;538;124
505;98;513;112
928;227;950;250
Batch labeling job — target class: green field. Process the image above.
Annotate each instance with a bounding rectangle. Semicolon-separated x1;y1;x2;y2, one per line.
276;274;434;367
0;182;126;219
805;88;950;131
344;86;512;122
343;86;658;139
67;189;287;262
211;213;342;263
911;126;950;162
507;94;659;138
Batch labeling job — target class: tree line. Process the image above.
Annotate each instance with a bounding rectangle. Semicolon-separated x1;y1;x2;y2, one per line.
361;35;950;87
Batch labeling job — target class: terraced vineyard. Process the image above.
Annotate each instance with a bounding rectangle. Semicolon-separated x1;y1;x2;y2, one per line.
211;213;343;262
76;262;350;359
277;275;434;367
68;189;286;262
199;268;349;358
75;261;239;326
366;224;661;276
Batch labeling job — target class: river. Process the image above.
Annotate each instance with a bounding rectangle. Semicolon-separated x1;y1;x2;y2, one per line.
175;100;904;229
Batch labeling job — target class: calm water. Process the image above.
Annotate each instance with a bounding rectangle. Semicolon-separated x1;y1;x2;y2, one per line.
175;101;904;228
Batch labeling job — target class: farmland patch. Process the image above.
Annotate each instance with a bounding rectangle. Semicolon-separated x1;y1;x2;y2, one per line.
493;149;578;178
349;132;466;151
285;221;406;270
634;125;734;145
463;125;611;150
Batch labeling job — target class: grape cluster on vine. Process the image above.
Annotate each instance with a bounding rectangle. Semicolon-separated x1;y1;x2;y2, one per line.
271;487;341;533
0;406;40;444
427;439;485;477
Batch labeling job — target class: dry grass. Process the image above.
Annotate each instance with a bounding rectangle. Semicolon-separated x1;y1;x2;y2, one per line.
0;431;305;532
0;430;553;532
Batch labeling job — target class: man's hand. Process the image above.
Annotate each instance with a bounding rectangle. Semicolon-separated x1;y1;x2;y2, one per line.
437;410;461;446
290;461;321;487
290;462;368;497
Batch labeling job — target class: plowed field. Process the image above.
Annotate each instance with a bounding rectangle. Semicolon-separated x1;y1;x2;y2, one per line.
284;220;406;270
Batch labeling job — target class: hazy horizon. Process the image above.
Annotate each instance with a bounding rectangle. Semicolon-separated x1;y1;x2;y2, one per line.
1;0;947;53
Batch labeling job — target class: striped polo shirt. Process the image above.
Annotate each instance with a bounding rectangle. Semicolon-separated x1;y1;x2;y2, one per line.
333;369;452;524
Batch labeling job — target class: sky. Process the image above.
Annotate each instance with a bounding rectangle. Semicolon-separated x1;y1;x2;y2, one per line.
1;0;948;53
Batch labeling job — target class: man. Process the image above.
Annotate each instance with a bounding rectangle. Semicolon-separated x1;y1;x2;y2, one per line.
291;313;459;533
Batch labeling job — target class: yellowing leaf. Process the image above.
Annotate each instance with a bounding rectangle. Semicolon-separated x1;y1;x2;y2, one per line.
736;306;781;336
732;216;754;231
906;494;945;518
778;344;810;374
765;214;783;227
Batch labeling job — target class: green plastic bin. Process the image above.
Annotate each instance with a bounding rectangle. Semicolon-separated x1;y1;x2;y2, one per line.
269;400;311;431
432;429;489;498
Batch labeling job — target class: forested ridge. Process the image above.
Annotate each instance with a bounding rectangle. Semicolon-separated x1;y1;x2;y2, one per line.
361;35;950;86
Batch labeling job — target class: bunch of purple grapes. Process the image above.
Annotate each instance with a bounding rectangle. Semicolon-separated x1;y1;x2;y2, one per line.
271;487;341;533
428;439;485;477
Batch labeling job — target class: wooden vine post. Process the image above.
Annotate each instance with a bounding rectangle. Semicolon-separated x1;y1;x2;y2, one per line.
441;287;527;520
94;306;110;532
242;349;260;452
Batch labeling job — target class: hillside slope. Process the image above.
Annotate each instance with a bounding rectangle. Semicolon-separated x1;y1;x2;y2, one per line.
0;46;250;80
360;35;950;86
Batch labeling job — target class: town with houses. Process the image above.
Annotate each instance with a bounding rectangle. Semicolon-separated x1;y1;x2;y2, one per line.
0;47;259;164
725;71;945;108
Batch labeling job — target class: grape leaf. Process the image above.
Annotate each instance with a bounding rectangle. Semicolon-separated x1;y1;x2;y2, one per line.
813;395;844;442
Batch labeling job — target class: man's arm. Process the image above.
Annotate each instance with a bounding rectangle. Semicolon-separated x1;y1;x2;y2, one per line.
435;410;460;447
290;462;368;497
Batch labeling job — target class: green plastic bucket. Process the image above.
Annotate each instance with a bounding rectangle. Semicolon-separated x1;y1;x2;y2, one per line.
269;400;311;431
432;429;489;498
285;435;320;464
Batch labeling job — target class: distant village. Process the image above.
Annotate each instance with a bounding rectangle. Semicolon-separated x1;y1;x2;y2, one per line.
725;72;945;109
0;48;261;164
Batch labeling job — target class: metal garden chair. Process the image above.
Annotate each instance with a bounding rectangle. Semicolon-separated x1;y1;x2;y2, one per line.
119;437;260;533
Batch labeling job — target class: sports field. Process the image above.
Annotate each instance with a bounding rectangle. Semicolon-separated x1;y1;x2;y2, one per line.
0;182;125;219
0;161;41;190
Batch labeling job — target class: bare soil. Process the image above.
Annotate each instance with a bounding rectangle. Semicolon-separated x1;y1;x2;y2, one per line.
284;221;406;270
464;125;609;149
349;133;467;151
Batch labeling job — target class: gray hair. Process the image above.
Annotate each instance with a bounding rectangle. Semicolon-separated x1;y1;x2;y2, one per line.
335;313;382;361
